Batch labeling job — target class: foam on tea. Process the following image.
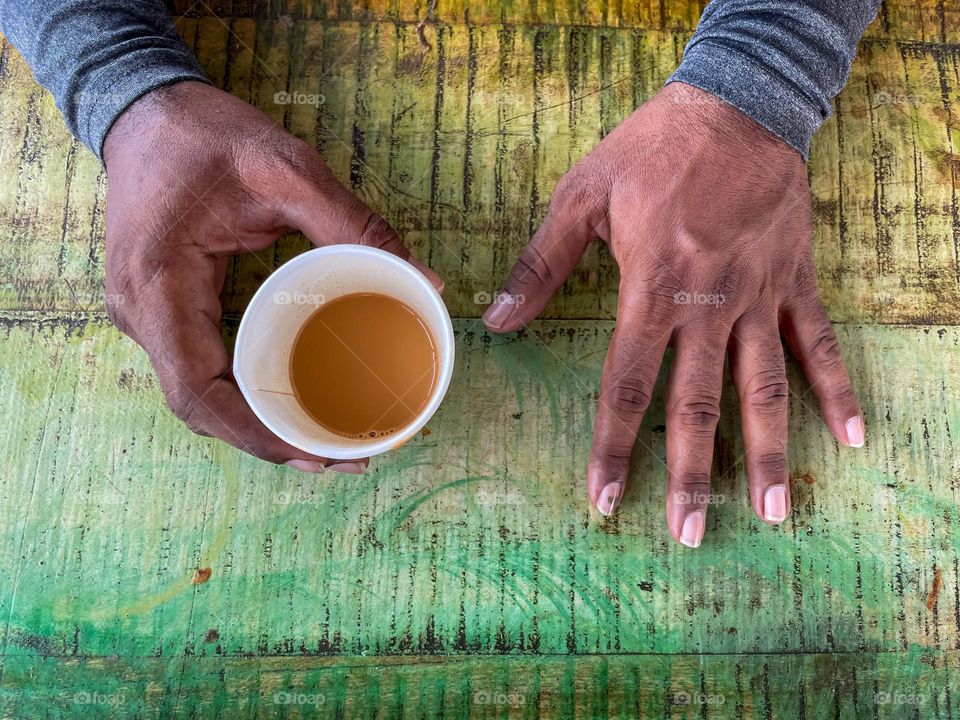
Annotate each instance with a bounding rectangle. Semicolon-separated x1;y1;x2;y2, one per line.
289;292;439;439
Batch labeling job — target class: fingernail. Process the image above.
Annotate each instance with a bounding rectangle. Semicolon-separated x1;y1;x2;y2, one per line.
763;484;789;523
679;511;705;548
408;257;444;293
845;416;865;448
596;482;623;517
285;459;324;474
482;293;516;329
326;462;366;475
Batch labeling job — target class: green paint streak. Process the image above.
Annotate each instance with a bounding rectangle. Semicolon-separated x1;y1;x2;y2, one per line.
490;336;564;440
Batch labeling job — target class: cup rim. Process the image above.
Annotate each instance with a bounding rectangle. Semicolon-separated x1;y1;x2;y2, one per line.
233;245;455;460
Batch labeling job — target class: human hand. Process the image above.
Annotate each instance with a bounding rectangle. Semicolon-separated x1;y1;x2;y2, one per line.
102;81;441;474
483;82;863;547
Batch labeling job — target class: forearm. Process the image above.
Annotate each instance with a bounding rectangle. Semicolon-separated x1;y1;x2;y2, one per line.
667;0;881;158
0;0;208;161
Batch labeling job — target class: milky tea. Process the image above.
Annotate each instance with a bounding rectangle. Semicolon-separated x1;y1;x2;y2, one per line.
289;292;439;439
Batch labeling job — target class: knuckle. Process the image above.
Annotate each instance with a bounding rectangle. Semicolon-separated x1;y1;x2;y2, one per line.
825;380;857;405
592;441;633;468
552;172;588;211
791;261;819;298
358;213;403;253
185;420;212;438
245;137;313;182
745;370;789;412
607;376;654;418
675;473;712;492
239;137;332;207
807;327;842;368
670;394;721;430
127;247;169;290
670;473;712;505
550;170;603;230
510;242;553;290
752;451;788;477
163;382;209;436
238;439;279;463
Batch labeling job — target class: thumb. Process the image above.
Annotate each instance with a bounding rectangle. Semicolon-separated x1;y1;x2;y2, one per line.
274;152;443;291
483;174;602;332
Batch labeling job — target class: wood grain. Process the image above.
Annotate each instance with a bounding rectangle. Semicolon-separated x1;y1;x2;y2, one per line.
1;1;959;717
1;18;959;323
0;321;957;665
166;0;960;43
1;651;957;718
0;317;958;715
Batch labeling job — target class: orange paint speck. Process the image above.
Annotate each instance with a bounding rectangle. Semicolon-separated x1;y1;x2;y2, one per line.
926;568;942;610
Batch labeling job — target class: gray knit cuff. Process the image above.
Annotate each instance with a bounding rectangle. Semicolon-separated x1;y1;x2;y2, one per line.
68;46;209;162
666;39;824;159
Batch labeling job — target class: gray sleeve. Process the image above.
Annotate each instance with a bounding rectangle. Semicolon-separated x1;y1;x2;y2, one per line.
666;0;881;158
0;0;209;162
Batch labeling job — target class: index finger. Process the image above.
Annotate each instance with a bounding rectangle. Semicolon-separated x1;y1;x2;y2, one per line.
266;146;443;291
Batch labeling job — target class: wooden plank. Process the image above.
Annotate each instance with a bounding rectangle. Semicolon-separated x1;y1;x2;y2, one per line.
166;0;960;43
385;21;451;272
0;318;957;665
808;40;960;324
867;1;960;44
0;651;956;718
0;3;957;717
170;0;681;28
1;22;959;323
0;37;105;315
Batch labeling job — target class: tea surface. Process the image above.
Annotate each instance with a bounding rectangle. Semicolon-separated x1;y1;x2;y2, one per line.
290;293;438;438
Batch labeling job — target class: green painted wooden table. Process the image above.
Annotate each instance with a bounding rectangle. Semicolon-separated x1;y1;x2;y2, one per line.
1;1;959;717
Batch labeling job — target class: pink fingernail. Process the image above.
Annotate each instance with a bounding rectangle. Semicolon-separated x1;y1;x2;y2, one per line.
845;416;865;448
763;485;789;523
596;482;623;517
679;511;705;548
409;257;444;292
326;462;366;475
285;459;324;474
482;293;516;329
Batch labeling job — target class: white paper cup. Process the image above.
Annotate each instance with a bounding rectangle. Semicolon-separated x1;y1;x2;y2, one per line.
233;245;455;460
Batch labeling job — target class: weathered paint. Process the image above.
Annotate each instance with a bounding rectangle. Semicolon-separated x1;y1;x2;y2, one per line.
1;651;957;718
0;319;958;716
2;15;960;323
1;1;959;717
166;0;960;44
